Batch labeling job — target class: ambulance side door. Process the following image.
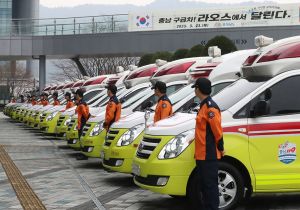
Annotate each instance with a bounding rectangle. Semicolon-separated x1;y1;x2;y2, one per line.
248;75;300;191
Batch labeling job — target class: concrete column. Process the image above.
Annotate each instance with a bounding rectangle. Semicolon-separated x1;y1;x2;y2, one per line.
26;60;32;77
39;55;46;93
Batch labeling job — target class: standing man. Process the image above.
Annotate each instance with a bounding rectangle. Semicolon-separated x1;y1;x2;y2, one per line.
103;85;121;131
40;93;49;106
152;81;172;123
65;92;74;110
76;89;90;138
31;95;38;106
75;89;90;160
52;92;60;106
192;78;224;210
20;95;25;103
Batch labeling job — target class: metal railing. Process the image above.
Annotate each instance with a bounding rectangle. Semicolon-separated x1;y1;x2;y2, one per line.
0;14;129;36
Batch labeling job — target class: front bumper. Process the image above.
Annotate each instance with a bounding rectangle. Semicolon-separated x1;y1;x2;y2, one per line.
102;129;142;174
132;135;195;196
81;129;107;158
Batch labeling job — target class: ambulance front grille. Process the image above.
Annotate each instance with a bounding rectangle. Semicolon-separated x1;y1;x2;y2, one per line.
82;124;92;137
104;129;120;147
136;137;161;159
57;116;66;126
68;119;76;131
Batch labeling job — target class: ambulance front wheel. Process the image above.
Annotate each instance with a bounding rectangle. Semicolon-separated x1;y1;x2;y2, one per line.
187;161;244;210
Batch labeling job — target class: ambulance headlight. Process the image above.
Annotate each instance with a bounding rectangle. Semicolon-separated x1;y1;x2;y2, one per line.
158;129;195;159
117;124;144;146
90;122;104;137
64;117;71;126
46;112;58;121
73;120;78;130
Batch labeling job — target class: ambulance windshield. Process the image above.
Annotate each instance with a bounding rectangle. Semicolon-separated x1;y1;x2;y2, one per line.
213;79;264;111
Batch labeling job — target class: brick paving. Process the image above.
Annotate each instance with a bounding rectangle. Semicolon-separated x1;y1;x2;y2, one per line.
1;112;300;210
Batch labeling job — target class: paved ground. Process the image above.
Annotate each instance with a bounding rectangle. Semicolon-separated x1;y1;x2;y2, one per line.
1;112;300;210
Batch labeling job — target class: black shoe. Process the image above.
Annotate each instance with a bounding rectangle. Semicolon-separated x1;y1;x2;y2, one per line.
76;154;88;160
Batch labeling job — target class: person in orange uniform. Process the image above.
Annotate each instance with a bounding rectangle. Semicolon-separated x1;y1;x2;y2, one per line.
75;89;90;160
65;92;74;110
40;93;49;106
52;92;60;106
75;89;90;138
31;95;38;106
152;81;172;123
103;85;121;130
192;78;224;210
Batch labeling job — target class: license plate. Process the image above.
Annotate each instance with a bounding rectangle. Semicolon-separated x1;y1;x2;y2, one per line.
100;151;105;160
132;164;140;176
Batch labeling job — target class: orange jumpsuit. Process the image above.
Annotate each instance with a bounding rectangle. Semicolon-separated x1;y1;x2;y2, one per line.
104;95;121;130
40;100;49;106
65;100;74;110
31;100;38;106
53;99;60;106
77;100;90;133
195;96;223;160
154;95;172;123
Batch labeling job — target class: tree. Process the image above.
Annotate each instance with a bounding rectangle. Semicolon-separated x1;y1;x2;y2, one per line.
51;56;140;82
151;51;173;63
204;35;237;56
138;54;154;67
187;44;205;57
171;48;189;61
0;62;35;100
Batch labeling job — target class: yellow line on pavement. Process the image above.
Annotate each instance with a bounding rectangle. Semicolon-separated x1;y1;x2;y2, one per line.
0;145;46;210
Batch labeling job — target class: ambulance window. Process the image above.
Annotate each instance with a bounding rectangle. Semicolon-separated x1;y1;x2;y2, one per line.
176;96;200;113
133;84;184;111
250;75;300;117
211;82;232;96
83;89;100;102
233;103;250;119
213;79;264;111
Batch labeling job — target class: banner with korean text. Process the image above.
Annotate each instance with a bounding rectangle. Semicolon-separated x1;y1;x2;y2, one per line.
128;4;300;31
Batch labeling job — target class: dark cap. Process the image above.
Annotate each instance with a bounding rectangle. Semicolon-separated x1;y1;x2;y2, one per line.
151;81;167;94
191;78;212;95
106;84;117;95
53;91;58;97
65;92;71;97
75;89;84;98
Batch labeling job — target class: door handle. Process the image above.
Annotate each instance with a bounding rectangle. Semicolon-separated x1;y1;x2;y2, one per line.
238;128;247;133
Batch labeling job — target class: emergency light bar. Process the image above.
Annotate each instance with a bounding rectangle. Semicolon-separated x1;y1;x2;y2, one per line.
116;66;124;73
156;59;168;67
208;46;221;58
128;65;138;71
255;35;274;47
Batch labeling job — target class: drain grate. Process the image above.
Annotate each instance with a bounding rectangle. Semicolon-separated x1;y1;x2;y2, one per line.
0;145;46;210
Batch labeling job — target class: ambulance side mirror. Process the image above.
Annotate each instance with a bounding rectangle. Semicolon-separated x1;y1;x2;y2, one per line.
251;100;270;117
141;101;154;110
120;98;126;103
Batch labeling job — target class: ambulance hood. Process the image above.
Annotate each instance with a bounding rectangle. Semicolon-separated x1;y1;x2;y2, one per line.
45;105;66;113
87;108;133;123
112;111;155;129
60;107;76;116
145;113;196;136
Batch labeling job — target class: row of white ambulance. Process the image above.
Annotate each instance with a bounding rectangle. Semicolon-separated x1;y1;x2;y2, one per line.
4;35;300;210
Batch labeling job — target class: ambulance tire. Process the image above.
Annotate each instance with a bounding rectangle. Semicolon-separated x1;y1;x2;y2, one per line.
218;161;244;210
187;162;244;210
